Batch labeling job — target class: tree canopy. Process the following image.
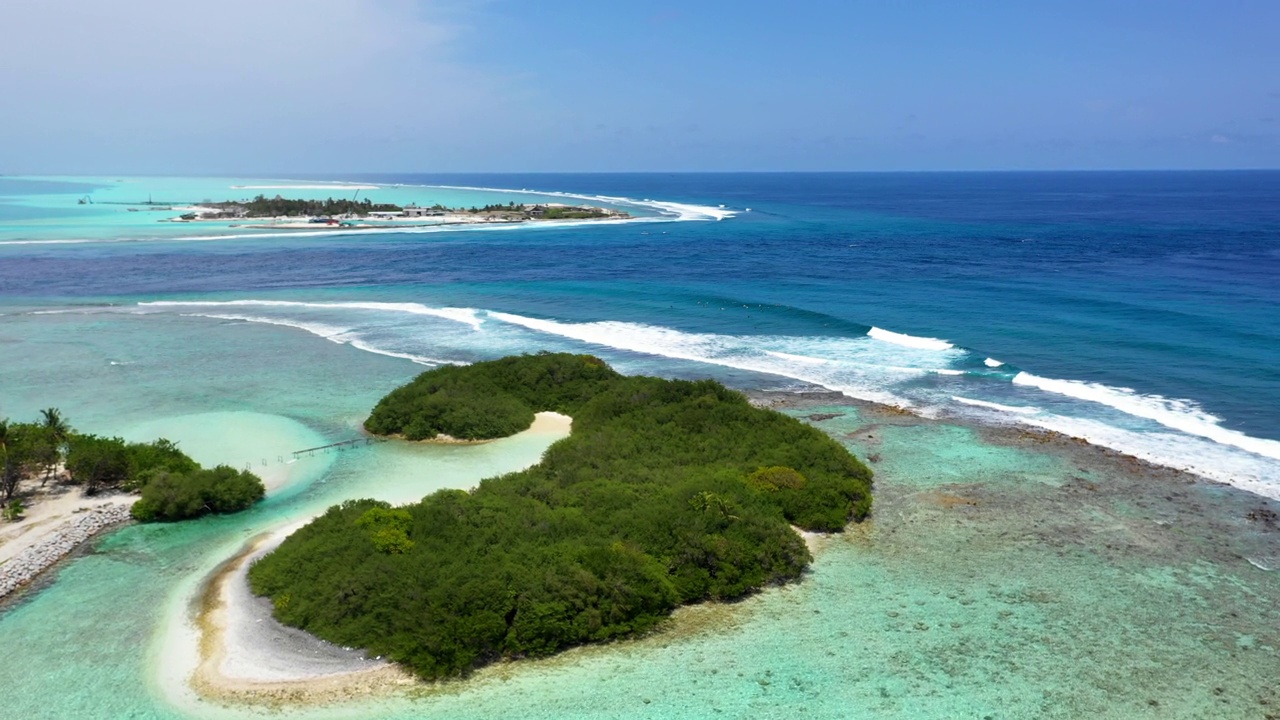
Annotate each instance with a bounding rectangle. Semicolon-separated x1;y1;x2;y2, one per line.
208;195;403;218
131;465;265;522
363;353;621;441
0;409;266;523
251;354;873;679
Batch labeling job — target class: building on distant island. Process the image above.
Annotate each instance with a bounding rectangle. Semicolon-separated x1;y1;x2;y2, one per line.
367;210;404;219
402;204;445;218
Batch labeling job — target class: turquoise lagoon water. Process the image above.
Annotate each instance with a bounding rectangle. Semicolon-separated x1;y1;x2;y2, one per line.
1;173;1279;718
0;175;679;244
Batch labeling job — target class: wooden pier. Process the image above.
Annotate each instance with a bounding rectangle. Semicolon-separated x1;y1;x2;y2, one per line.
291;437;382;457
241;437;383;472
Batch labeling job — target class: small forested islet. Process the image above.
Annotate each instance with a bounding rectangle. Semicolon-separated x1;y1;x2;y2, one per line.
0;410;265;523
249;353;873;679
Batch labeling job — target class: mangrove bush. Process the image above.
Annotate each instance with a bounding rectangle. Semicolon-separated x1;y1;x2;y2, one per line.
251;353;872;679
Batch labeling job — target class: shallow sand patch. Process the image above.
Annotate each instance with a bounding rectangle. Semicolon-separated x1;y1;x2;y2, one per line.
792;525;835;556
526;411;572;436
122;411;326;493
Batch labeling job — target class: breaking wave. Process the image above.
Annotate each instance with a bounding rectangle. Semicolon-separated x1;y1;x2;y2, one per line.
1013;372;1280;461
867;326;954;351
115;299;1280;500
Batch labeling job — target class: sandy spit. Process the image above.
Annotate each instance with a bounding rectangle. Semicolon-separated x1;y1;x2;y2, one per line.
190;532;417;708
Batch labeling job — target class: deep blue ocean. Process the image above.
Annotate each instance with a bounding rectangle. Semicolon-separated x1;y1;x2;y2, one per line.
2;171;1278;493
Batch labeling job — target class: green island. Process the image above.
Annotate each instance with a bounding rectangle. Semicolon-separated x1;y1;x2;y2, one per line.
198;196;404;219
0;409;265;523
249;353;873;679
181;196;626;221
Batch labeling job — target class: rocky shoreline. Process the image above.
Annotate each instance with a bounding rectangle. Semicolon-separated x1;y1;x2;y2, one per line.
0;503;134;600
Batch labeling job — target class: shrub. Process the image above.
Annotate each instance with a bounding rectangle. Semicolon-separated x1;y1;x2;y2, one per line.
131;465;265;522
66;435;133;494
746;466;808;492
364;352;621;441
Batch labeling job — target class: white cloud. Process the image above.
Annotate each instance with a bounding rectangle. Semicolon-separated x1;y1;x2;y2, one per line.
1210;134;1230;144
0;0;537;171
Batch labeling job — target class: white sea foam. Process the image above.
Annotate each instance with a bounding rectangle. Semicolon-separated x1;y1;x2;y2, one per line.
138;300;483;330
124;299;1280;500
0;210;685;247
485;312;914;406
1017;414;1280;501
189;313;352;341
429;184;737;222
952;396;1042;415
984;358;1004;368
345;339;458;366
867;326;954;351
229;184;381;191
1013;372;1280;461
187;313;454;366
763;350;829;365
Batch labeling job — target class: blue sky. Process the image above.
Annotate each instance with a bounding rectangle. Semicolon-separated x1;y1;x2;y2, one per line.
2;0;1277;172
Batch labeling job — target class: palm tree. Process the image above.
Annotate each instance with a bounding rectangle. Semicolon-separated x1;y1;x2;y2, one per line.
0;419;16;503
688;491;739;521
38;408;70;484
0;418;9;478
40;408;69;442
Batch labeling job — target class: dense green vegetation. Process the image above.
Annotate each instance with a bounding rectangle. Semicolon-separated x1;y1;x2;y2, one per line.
211;195;404;218
364;353;621;440
131;465;265;522
195;196;621;221
463;203;615;219
0;409;265;522
470;202;525;213
251;354;872;679
536;206;612;219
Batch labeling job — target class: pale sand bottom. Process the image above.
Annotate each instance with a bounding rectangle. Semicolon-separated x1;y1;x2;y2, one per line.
121;410;328;494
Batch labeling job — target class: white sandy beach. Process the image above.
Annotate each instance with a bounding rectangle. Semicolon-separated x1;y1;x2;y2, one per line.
190;530;417;707
0;486;134;567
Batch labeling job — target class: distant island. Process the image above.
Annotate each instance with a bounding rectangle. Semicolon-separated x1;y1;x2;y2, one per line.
170;195;629;228
249;353;873;680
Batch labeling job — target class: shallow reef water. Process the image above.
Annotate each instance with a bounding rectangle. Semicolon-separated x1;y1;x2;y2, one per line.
2;172;1279;718
2;317;1275;719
